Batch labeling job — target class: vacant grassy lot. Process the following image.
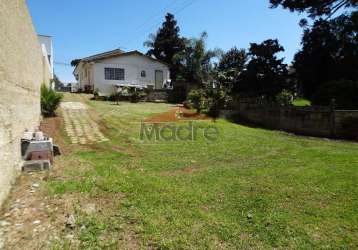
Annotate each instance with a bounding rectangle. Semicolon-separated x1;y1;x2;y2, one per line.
293;98;311;107
49;94;358;249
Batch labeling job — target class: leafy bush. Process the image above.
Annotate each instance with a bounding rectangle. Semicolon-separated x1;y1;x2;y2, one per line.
93;88;100;99
129;89;141;103
205;89;232;118
41;84;63;117
342;116;358;140
276;89;294;106
107;87;146;103
187;89;206;113
168;88;187;103
312;80;358;109
187;88;231;118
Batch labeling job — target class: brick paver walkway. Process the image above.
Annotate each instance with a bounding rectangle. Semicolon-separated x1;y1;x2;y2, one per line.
61;102;108;144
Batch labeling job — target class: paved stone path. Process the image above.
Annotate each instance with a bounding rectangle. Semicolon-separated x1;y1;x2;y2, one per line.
61;102;108;145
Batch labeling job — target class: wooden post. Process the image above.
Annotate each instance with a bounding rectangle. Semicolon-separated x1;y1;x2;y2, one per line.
330;99;336;138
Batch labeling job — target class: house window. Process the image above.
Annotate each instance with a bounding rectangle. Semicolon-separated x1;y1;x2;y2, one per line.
104;68;125;80
141;70;146;78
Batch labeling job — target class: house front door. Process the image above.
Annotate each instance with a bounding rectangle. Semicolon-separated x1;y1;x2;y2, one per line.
155;70;163;89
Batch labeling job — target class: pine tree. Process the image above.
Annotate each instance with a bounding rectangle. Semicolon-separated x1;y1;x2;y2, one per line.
144;13;185;80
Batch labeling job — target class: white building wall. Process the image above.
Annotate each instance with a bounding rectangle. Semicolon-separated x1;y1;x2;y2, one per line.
92;54;170;96
38;35;54;78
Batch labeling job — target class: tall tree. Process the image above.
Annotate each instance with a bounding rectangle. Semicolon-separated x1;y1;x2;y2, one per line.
238;39;289;99
218;47;247;73
293;12;358;100
216;47;247;90
53;74;64;90
144;13;185;80
270;0;358;19
174;32;220;84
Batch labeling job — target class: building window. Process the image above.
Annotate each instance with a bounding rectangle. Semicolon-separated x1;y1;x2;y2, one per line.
104;68;125;80
141;70;146;78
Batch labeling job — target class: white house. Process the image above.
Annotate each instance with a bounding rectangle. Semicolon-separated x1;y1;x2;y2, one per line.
37;35;55;89
38;35;54;78
73;49;171;96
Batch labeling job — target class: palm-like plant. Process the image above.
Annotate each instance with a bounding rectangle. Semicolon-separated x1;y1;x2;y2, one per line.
175;32;222;84
41;84;63;117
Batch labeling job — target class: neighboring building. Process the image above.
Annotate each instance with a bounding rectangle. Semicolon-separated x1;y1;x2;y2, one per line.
70;82;79;93
38;35;54;88
0;0;52;206
73;49;171;96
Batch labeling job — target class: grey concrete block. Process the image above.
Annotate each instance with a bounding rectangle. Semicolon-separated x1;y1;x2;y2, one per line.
22;160;51;172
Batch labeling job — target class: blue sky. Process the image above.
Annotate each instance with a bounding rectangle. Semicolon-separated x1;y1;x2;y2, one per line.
27;0;306;83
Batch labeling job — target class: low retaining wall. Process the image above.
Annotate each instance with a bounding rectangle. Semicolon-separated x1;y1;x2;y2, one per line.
221;100;358;139
146;90;169;102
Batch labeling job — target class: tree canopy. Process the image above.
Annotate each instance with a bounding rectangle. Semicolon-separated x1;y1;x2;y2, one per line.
238;39;289;99
71;59;81;67
216;47;247;90
174;32;220;84
144;13;185;80
270;0;358;18
293;11;358;104
218;47;247;73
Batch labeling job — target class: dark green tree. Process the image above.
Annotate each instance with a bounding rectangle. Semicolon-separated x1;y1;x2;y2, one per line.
174;32;220;84
218;47;247;73
238;39;289;99
71;59;81;67
53;74;64;90
270;0;358;19
216;47;247;90
293;12;358;103
144;13;185;80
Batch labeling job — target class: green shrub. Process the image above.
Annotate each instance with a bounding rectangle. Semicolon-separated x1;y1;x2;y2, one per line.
128;87;146;103
187;88;231;118
129;89;141;103
276;89;294;106
93;88;99;100
187;89;206;113
41;84;63;117
342;116;358;140
205;88;232;118
312;80;358;109
168;86;187;103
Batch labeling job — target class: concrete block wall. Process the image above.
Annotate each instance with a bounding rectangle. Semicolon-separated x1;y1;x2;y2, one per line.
0;0;50;205
232;98;358;139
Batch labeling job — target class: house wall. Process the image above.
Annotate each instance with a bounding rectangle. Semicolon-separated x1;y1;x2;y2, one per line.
0;0;51;206
38;35;54;78
77;63;93;91
92;54;170;96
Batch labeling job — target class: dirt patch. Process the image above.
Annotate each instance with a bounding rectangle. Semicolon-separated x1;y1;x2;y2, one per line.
145;106;210;123
40;116;69;154
0;172;60;250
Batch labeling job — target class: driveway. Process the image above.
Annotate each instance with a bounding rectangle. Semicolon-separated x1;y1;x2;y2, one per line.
61;102;108;144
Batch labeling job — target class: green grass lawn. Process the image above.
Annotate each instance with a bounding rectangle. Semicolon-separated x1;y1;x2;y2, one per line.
50;95;358;249
293;98;311;107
